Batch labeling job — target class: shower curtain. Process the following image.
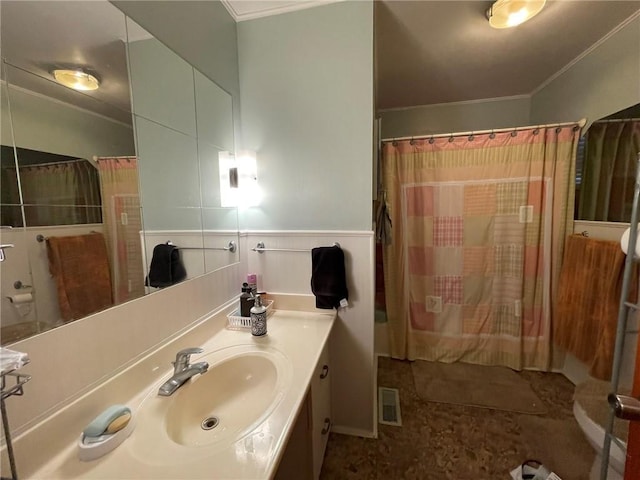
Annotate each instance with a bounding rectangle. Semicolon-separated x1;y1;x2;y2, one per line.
4;160;102;226
382;125;580;370
96;157;144;304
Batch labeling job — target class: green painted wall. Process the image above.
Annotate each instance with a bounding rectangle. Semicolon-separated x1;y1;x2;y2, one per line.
237;1;374;231
531;15;640;127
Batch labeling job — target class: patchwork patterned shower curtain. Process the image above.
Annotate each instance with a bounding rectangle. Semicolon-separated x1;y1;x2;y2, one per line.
382;125;580;370
96;157;144;304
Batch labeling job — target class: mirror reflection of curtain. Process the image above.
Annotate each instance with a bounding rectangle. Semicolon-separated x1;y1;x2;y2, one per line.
5;160;102;226
1;166;23;226
96;157;144;304
578;120;640;222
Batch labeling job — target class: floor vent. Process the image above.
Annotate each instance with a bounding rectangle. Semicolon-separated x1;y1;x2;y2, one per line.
378;387;402;426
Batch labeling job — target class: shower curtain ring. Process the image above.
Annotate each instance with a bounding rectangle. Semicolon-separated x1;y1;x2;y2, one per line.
448;135;454;143
468;132;474;141
489;130;496;139
429;137;435;144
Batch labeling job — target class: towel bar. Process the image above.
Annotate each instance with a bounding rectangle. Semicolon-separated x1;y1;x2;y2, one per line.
0;244;14;262
252;242;341;253
166;240;236;253
36;231;99;243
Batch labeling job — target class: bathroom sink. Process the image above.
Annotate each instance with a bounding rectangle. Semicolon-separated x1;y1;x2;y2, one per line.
166;353;279;447
130;345;291;464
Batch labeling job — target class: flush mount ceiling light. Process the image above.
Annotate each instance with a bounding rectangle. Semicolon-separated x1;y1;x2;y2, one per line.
487;0;546;29
52;69;100;91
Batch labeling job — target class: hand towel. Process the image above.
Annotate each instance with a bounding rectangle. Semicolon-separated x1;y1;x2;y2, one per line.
145;244;187;288
311;245;348;309
555;234;637;380
375;191;392;245
46;233;113;321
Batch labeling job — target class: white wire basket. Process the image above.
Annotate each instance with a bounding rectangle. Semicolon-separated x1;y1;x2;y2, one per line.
226;300;274;330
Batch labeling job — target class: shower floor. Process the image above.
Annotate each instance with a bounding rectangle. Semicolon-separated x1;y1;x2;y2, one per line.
320;357;595;480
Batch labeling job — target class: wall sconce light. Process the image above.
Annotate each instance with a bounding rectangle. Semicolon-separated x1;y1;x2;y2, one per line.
486;0;546;29
219;150;260;208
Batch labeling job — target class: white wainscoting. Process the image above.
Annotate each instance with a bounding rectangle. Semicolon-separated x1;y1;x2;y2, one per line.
143;230;241;290
203;230;241;273
240;230;376;437
142;230;206;288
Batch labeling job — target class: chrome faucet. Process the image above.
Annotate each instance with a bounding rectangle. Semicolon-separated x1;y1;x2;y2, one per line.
158;347;209;396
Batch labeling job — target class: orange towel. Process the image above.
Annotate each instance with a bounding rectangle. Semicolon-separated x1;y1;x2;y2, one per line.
46;233;113;321
555;234;636;380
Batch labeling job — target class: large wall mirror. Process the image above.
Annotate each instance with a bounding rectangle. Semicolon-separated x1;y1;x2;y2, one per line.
575;103;640;223
0;1;238;345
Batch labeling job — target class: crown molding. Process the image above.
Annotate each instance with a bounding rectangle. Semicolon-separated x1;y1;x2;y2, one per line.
378;94;531;113
220;0;342;22
531;9;640;96
2;79;133;128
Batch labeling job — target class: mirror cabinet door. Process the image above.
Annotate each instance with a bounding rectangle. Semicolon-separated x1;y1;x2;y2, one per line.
0;72;41;344
193;71;239;272
126;18;206;284
0;1;239;346
0;1;137;343
5;61;142;327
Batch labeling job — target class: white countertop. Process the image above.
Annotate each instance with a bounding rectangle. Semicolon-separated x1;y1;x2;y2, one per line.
26;308;335;479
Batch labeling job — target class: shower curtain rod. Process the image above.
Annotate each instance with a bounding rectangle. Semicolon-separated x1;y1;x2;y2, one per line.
594;117;640;123
8;158;90;168
93;156;137;161
380;118;587;143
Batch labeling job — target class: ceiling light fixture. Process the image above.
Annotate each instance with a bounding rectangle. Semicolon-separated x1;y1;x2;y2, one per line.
486;0;546;29
52;69;100;91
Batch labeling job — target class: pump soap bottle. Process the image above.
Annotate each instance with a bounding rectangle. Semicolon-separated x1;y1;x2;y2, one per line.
250;294;267;336
240;283;254;317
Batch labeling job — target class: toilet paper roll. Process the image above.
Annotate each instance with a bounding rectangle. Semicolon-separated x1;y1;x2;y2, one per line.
7;293;33;305
620;227;640;257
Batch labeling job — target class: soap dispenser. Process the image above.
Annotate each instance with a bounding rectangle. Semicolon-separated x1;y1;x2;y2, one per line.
240;283;254;317
250;294;267;336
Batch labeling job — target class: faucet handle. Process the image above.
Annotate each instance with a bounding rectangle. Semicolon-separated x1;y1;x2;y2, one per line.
176;347;204;358
173;347;204;372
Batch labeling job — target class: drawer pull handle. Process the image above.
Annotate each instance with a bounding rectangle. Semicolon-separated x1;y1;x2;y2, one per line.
320;365;329;379
321;417;331;435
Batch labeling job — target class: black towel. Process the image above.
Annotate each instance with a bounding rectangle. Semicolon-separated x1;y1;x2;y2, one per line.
145;244;187;288
311;246;348;309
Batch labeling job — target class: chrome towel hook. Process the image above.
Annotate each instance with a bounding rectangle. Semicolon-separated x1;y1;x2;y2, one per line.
0;244;14;262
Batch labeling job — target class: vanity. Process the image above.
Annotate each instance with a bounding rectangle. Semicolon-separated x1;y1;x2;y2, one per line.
19;302;335;479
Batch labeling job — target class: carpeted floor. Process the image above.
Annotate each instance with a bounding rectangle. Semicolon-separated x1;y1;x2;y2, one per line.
320;357;595;480
411;360;547;414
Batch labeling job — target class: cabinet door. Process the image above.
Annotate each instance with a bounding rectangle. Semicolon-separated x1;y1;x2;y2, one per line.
274;391;313;480
311;342;331;480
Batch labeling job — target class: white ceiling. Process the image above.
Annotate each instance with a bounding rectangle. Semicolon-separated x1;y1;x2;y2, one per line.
4;1;639;122
1;0;135;124
376;1;640;109
222;0;640;110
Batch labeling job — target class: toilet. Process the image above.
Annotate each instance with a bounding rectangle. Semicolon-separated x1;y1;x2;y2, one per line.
573;380;628;480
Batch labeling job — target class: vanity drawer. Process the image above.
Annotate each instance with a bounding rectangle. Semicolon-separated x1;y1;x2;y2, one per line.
310;341;331;480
